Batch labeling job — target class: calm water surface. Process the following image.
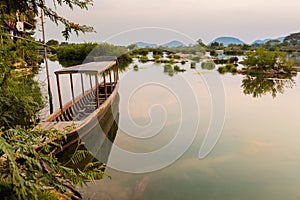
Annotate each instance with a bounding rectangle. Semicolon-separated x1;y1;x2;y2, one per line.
43;60;300;199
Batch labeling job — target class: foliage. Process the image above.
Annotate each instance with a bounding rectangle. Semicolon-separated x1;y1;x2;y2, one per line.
131;48;150;56
153;54;161;60
0;2;108;199
213;57;238;65
191;56;200;62
201;61;216;70
57;43;128;67
164;64;174;77
173;65;180;71
210;50;216;56
56;42;97;66
1;0;95;40
283;32;300;47
117;52;133;70
88;43;127;58
190;62;196;69
243;48;295;71
173;54;181;59
173;65;186;72
0;127;109;199
139;55;148;63
127;43;138;50
0;29;43;130
152;48;164;56
133;64;138;71
209;42;224;49
164;44;204;55
218;64;237;74
46;39;59;47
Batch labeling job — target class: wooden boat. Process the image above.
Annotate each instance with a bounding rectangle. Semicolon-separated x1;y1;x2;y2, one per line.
39;59;120;152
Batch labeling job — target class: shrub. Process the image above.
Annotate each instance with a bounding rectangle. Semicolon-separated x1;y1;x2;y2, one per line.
191;56;200;62
201;61;216;70
217;64;237;74
190;62;196;69
132;48;150;56
0;127;109;199
174;65;180;71
174;54;181;59
117;53;133;67
139;56;148;63
243;48;294;72
153;54;161;60
218;66;226;74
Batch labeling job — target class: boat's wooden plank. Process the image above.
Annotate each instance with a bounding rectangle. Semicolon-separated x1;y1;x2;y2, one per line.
38;121;80;131
38;122;57;130
53;122;78;131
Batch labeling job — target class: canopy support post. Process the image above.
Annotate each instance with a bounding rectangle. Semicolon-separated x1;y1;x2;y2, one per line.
56;74;63;113
95;74;99;108
103;72;108;100
69;73;75;103
81;73;85;95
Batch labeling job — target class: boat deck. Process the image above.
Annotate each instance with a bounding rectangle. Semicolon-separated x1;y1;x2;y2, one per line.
39;60;119;132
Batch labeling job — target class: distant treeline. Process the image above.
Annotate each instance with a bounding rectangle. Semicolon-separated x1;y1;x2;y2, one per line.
56;43;128;67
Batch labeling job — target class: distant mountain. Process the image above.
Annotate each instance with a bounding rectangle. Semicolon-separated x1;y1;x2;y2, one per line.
161;40;186;48
252;37;285;45
210;37;245;46
136;42;158;48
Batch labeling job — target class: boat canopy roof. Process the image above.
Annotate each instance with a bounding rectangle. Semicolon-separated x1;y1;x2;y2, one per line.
55;60;117;75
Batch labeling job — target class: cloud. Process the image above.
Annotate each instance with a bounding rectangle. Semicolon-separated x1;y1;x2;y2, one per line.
244;139;276;155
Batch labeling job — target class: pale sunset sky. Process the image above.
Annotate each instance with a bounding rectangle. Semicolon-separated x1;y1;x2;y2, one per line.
40;0;300;45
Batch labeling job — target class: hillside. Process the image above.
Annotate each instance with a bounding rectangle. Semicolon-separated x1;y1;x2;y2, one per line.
136;42;158;48
252;37;285;45
161;40;186;47
210;37;245;46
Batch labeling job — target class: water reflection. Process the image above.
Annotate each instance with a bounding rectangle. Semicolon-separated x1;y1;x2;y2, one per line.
164;64;175;77
79;60;300;200
57;93;120;171
241;75;295;98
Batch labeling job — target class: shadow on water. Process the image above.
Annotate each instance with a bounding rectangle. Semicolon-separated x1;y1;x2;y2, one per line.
56;93;120;172
241;75;295;98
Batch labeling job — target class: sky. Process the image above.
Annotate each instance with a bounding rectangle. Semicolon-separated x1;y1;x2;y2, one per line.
38;0;300;45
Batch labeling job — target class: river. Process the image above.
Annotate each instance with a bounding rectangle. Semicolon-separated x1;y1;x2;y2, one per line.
38;59;300;199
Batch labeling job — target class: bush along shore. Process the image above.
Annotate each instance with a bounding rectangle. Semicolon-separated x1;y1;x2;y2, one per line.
217;48;297;76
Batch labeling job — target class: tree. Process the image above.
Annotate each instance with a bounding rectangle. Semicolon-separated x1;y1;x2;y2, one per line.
1;0;95;40
127;43;138;50
197;38;207;48
0;2;108;199
283;32;300;47
46;39;59;46
243;48;294;72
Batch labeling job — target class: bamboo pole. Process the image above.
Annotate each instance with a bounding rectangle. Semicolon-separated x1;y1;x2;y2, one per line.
41;8;53;114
